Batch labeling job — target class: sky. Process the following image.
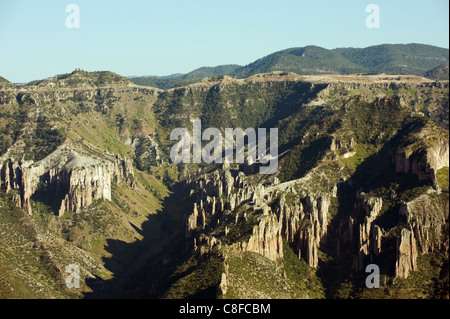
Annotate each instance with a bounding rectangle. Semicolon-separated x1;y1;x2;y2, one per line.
0;0;448;83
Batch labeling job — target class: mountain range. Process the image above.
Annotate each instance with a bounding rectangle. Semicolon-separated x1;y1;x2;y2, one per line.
130;43;449;89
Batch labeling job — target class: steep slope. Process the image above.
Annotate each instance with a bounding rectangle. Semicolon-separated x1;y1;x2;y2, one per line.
0;70;170;298
0;76;15;90
425;64;449;80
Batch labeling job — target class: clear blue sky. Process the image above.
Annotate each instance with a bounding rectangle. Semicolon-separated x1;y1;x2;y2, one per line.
0;0;448;83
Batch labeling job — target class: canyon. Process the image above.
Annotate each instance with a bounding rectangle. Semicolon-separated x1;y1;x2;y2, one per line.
0;69;448;299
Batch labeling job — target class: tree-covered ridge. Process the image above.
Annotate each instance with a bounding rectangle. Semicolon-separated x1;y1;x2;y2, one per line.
234;43;448;79
334;43;449;75
183;64;241;78
129;65;242;89
129;43;448;89
425;64;449;80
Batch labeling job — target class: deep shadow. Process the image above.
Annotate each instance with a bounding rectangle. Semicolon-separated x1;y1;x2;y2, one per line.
30;173;69;215
315;117;432;298
129;222;144;237
84;182;197;299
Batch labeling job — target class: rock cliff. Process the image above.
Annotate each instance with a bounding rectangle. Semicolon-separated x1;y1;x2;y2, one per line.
185;167;335;267
394;122;449;186
0;142;135;215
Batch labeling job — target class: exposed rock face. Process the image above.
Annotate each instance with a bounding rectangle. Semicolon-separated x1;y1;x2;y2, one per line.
185;168;333;266
241;212;283;261
0;143;134;215
0;85;160;107
394;131;449;185
353;193;384;271
399;192;449;255
333;188;448;280
395;228;418;278
275;193;331;267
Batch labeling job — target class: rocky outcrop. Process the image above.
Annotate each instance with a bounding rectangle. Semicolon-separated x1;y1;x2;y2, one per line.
0;85;160;107
353;192;384;271
185;168;334;267
394;129;449;185
395;228;418;278
275;193;331;267
399;191;449;255
240;210;283;261
0;143;135;215
330;135;357;158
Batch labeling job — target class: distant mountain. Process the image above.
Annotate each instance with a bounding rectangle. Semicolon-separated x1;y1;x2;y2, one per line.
334;43;449;75
232;46;366;78
159;73;185;79
129;76;200;90
129;65;241;89
232;43;449;78
425;64;449;80
183;64;241;79
130;43;449;89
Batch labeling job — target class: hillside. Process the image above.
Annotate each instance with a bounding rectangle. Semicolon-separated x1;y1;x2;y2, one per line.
27;69;134;88
232;46;367;78
183;64;241;78
0;76;15;90
425;64;449;80
334;43;449;75
234;44;449;79
129;65;241;89
0;69;448;299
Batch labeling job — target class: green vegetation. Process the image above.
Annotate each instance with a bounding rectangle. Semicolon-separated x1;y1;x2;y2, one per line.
223;242;324;299
436;166;449;192
30;115;66;161
425;64;449;80
163;252;224;299
233;45;366;78
0;75;15;89
130;65;241;89
28;70;131;87
335;43;449;75
0;62;448;300
234;44;448;78
341;144;377;172
0;191;74;298
282;240;325;298
222;213;259;245
348;251;449;299
130;76;201;89
183;64;241;79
